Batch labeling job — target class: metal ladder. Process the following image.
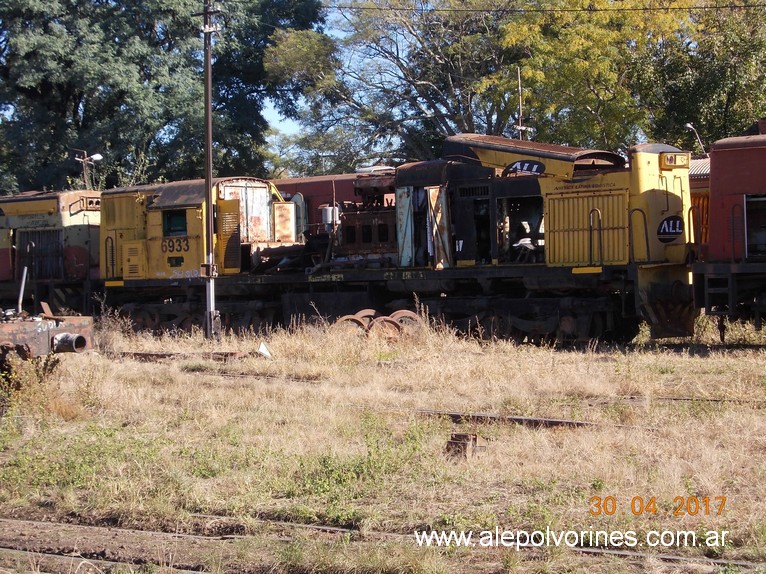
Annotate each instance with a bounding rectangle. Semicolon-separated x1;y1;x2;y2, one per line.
704;274;736;315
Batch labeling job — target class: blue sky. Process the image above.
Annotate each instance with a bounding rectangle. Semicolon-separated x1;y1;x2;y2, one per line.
264;101;299;135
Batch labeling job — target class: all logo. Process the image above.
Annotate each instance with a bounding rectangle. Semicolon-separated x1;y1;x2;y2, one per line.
502;160;546;176
657;215;684;243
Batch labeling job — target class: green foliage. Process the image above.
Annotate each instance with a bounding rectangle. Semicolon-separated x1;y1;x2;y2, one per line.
290;414;425;500
0;0;324;190
635;2;766;147
279;0;766;165
274;0;528;167
0;424;159;493
502;0;686;150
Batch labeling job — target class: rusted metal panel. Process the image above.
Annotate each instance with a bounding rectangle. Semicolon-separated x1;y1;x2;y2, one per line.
336;209;396;256
396;187;414;266
427;186;452;268
219;180;272;243
0;314;93;359
354;172;396;193
272;202;296;243
443;134;624;179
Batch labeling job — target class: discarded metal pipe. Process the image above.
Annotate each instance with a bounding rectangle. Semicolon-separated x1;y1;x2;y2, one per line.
16;267;27;314
52;333;87;353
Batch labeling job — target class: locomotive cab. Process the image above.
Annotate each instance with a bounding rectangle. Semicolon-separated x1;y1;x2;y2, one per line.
101;177;298;282
0;190;101;313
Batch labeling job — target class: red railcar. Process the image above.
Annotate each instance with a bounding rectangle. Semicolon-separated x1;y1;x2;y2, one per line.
693;128;766;329
271;170;395;237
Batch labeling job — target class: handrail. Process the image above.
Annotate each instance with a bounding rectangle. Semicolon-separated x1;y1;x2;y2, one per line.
105;235;115;279
588;208;604;266
628;208;650;263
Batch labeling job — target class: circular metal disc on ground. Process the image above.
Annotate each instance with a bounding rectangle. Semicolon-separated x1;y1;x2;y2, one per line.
389;309;421;324
333;315;368;331
366;316;402;338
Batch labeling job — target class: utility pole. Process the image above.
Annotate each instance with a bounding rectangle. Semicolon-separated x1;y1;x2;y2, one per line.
195;2;221;339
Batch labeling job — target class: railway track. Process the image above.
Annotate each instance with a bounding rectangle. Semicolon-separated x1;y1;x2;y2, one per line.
114;351;766;408
0;516;760;574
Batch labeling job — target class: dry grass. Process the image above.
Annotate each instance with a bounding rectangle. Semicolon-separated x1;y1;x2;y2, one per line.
0;315;765;573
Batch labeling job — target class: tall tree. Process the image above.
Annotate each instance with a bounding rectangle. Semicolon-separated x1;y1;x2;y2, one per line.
501;0;688;151
266;0;527;164
0;0;324;191
633;2;766;149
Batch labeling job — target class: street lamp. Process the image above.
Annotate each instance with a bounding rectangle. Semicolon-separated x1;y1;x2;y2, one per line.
684;123;707;157
73;150;103;189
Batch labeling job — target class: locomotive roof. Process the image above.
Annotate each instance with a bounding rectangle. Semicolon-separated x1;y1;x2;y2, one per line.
689;158;710;179
443;134;625;179
444;134;624;165
101;177;269;208
395;159;494;187
711;133;766;151
0;189;99;203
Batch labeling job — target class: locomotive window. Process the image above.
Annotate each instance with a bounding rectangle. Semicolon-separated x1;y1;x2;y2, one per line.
163;210;187;237
344;225;356;244
378;223;389;243
361;225;373;243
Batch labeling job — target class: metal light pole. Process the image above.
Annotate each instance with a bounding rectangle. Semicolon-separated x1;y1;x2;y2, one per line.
73;149;103;189
197;2;221;339
684;123;707;157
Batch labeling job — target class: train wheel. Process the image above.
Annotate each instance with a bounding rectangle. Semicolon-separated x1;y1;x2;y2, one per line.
389;309;423;330
131;309;159;332
179;313;204;333
333;315;368;333
366;316;402;339
354;308;380;328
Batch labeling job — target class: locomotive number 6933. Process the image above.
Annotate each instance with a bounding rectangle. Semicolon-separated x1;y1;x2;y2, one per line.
161;237;190;253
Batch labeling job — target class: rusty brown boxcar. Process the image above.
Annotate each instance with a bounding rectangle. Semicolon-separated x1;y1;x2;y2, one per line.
693;124;766;332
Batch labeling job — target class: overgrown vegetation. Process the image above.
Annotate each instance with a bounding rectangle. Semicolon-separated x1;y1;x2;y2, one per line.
0;315;765;572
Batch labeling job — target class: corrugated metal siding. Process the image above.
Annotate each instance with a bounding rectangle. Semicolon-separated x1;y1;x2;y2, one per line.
547;193;628;266
691;192;709;245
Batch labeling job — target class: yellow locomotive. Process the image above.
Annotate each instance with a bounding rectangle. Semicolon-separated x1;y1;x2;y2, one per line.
99;177;299;330
0;190;101;312
0;135;696;343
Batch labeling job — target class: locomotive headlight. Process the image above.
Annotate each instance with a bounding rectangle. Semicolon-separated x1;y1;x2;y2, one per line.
660;152;691;170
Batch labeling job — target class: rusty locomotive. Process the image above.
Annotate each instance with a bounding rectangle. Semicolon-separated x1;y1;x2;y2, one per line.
691;125;766;338
1;130;763;343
